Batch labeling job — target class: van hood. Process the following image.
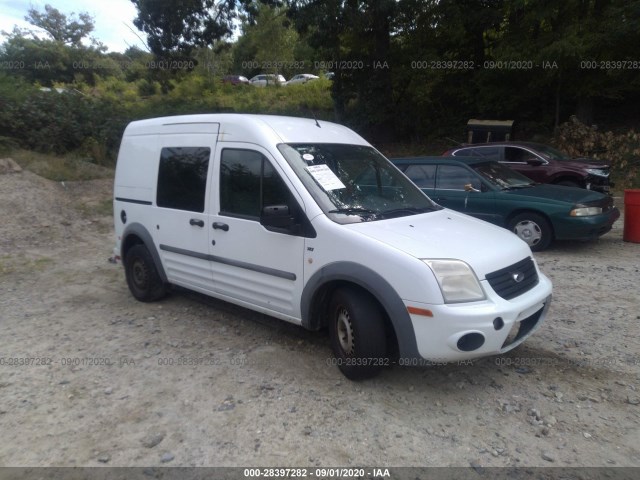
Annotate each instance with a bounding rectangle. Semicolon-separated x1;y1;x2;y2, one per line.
346;209;532;279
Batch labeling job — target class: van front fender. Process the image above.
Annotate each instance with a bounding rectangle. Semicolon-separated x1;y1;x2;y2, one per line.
301;262;420;359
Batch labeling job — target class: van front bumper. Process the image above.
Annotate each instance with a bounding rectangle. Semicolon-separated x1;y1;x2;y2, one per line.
404;274;552;363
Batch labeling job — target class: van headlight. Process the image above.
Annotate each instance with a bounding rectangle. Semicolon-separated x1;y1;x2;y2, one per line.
423;259;486;303
570;206;602;216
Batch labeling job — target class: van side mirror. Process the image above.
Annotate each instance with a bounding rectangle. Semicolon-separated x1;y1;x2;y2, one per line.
261;205;296;231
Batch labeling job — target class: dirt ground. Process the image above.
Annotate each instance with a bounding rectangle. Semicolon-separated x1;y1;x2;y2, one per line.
0;167;639;469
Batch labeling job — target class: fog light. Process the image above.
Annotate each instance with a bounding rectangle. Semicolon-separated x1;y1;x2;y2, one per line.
493;317;504;330
457;333;485;352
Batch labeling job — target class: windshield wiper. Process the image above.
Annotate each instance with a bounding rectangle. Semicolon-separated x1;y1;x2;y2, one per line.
328;207;378;217
502;183;535;190
378;206;437;219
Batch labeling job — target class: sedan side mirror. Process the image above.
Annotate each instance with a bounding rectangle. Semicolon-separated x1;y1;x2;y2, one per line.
526;157;545;166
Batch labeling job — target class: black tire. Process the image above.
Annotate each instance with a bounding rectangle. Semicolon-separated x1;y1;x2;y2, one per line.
328;287;388;380
508;212;553;252
556;180;581;189
124;244;167;302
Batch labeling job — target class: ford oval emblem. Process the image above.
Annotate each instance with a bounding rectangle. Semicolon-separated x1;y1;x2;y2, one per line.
512;271;525;283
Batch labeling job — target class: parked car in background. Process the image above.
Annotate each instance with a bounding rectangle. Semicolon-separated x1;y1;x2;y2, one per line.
248;74;286;87
285;74;319;85
222;75;249;85
443;142;613;194
392;156;620;251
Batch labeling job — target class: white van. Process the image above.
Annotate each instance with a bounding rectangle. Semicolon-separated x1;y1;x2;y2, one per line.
113;114;552;379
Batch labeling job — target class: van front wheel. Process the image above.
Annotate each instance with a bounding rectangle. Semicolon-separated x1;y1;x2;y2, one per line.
124;244;167;302
329;287;387;380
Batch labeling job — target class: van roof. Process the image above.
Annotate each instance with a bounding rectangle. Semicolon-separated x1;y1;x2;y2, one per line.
123;114;369;146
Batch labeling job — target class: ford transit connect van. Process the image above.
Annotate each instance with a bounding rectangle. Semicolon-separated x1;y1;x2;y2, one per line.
113;114;552;379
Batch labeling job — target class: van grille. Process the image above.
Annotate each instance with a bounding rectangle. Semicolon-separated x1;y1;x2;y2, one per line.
486;257;538;300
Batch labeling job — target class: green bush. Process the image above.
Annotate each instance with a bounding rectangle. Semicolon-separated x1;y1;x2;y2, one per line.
0;136;19;155
0;72;334;167
554;117;640;189
9;149;113;181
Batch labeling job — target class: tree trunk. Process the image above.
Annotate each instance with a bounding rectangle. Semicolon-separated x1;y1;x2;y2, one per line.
368;1;395;141
332;74;346;122
575;97;594;126
554;71;562;131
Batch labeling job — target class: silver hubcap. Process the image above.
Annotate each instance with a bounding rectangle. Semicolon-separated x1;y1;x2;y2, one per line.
513;220;542;246
336;307;355;355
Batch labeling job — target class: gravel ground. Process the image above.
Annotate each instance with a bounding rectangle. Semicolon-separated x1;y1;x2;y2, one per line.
0;168;639;469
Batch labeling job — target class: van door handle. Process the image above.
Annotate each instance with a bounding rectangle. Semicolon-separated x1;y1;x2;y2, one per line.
211;222;229;232
189;218;205;227
212;222;229;231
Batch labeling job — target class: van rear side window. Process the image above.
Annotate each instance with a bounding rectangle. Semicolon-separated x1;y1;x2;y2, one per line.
157;147;210;212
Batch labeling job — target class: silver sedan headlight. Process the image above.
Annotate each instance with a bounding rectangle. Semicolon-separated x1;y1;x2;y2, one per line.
423;259;486;303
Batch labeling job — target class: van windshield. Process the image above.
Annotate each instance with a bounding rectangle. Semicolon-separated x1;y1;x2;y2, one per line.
278;143;439;223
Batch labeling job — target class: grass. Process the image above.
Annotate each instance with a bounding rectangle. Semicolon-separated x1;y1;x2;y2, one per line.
0;254;54;276
76;199;113;218
0;255;13;276
8;149;114;182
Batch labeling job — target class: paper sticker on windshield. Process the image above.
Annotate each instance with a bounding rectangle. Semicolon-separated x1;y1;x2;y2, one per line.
302;153;315;163
306;164;346;191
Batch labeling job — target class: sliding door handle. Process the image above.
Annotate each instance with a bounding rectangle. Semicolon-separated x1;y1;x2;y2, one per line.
212;222;229;231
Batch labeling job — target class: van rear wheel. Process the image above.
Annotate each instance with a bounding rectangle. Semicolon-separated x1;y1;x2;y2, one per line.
124;244;167;302
329;287;387;380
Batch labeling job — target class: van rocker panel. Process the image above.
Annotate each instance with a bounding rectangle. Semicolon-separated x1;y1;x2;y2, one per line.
159;244;297;281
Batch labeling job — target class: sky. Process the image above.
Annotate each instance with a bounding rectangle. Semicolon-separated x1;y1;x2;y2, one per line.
0;0;148;52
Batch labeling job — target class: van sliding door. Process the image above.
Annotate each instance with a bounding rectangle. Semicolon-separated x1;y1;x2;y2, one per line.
154;130;218;294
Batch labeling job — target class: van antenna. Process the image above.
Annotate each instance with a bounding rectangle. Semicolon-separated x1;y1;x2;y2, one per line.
312;112;321;128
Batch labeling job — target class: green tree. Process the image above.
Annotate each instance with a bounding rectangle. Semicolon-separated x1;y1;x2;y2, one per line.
131;0;242;57
24;4;97;46
0;4;118;87
0;29;121;87
491;0;640;127
238;2;299;78
193;42;234;79
289;0;397;137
